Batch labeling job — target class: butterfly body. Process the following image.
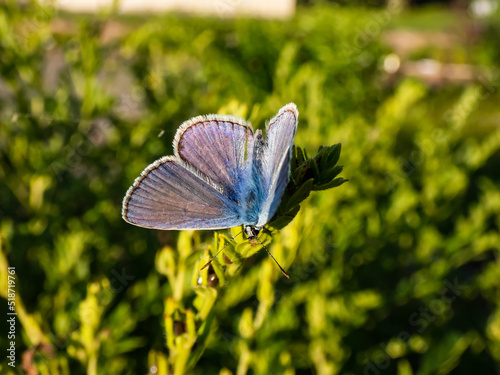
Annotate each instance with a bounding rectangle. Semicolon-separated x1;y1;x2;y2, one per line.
122;103;298;233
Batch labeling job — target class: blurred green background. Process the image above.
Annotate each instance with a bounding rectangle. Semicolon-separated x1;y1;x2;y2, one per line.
1;0;500;374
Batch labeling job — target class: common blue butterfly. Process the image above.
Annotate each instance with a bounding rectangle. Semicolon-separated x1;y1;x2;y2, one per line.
122;103;298;274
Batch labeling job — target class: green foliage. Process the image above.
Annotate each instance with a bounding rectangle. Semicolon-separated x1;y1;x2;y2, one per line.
1;1;500;375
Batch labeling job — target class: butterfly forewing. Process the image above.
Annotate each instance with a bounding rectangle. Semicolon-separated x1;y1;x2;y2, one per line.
122;156;242;230
174;116;254;204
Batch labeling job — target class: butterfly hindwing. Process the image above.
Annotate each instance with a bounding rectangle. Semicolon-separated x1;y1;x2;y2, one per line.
122;156;243;230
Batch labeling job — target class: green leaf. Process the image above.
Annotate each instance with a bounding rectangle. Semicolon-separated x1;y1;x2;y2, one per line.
267;205;301;232
292;145;307;166
312;177;348;191
315;165;344;186
286;178;314;211
324;143;341;167
235;241;262;258
188;308;215;369
309;158;321;180
292;163;309;186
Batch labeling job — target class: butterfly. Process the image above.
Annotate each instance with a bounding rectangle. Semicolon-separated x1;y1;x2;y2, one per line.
122;103;298;276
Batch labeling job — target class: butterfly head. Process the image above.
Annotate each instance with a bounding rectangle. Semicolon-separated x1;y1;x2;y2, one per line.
244;225;261;242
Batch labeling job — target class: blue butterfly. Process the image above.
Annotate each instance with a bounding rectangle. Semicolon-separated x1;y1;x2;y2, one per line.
122;103;298;274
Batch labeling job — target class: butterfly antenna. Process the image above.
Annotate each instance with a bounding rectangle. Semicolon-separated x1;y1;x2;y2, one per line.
255;236;290;279
200;230;243;271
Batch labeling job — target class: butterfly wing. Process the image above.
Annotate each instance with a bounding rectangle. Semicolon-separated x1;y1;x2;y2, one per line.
123;114;256;230
255;103;299;227
173;114;255;205
122;156;243;230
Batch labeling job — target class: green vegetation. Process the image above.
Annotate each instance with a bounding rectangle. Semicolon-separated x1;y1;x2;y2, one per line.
1;1;500;374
